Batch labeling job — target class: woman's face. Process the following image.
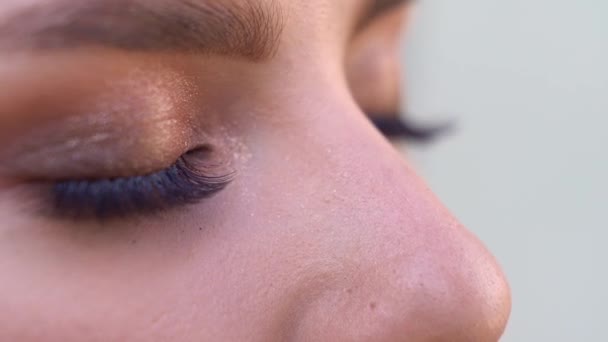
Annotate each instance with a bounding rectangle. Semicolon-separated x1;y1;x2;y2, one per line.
0;0;511;340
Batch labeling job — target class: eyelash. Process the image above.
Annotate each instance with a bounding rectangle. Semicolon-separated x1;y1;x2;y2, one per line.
50;152;233;220
370;116;451;143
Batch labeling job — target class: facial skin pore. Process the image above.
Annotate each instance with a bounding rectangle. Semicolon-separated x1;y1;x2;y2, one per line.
0;0;511;341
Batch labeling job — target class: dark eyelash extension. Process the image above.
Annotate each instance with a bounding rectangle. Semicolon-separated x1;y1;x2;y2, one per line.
370;115;452;143
52;154;233;220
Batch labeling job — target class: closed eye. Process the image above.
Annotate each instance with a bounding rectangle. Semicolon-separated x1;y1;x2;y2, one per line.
50;148;234;220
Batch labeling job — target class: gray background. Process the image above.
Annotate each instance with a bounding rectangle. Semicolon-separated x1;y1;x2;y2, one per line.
401;0;608;340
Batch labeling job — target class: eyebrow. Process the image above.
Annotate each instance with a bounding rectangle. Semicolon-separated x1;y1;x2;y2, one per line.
0;0;285;61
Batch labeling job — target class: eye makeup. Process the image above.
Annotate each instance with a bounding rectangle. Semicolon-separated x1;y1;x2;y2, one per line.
49;148;233;220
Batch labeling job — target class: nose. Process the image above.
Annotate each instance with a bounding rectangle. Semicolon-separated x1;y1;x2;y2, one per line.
296;111;511;341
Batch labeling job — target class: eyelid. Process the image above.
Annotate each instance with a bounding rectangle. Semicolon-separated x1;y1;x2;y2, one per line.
1;112;198;182
0;55;206;181
358;0;412;29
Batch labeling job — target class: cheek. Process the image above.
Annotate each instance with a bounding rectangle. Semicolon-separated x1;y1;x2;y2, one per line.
0;220;207;340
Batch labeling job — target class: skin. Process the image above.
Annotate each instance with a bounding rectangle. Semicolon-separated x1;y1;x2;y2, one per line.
0;0;511;341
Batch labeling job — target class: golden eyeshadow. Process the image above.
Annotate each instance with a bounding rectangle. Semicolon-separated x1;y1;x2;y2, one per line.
0;54;214;181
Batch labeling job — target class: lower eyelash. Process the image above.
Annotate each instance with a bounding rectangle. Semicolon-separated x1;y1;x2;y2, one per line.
51;155;233;220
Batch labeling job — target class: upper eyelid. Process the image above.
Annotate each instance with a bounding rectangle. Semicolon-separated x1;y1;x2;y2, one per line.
0;110;200;182
357;0;412;28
